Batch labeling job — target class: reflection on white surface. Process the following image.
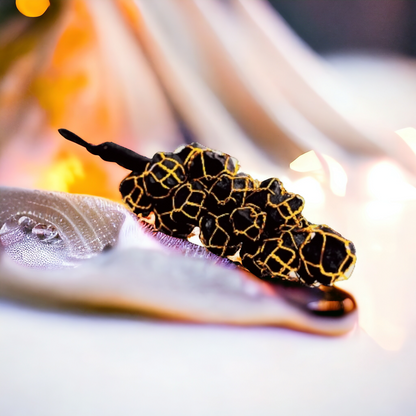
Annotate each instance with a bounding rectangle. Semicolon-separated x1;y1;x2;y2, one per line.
367;160;416;201
345;167;416;357
291;176;325;208
364;201;404;222
288;154;416;360
322;154;348;197
290;150;322;172
290;150;348;197
358;278;407;352
396;127;416;156
367;320;407;352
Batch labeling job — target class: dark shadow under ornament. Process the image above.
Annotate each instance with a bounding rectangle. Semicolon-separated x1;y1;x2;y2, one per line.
58;129;357;287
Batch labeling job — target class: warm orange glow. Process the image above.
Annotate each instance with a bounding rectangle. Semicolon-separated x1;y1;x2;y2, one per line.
26;0;121;140
117;0;143;30
66;157;122;200
37;151;84;193
32;74;88;128
36;150;123;201
16;0;50;17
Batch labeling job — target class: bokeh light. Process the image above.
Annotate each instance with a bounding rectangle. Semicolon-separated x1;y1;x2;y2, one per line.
16;0;50;17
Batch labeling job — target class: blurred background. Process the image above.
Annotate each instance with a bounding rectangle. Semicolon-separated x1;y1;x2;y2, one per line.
2;0;416;200
271;0;416;55
1;1;416;415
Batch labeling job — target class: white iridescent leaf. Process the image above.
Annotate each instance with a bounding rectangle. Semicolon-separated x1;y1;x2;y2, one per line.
0;187;357;335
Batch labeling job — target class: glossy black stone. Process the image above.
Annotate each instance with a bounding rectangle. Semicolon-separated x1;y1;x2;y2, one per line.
171;181;207;226
144;152;186;199
230;204;266;243
60;131;357;288
119;171;152;217
199;212;241;257
205;173;256;214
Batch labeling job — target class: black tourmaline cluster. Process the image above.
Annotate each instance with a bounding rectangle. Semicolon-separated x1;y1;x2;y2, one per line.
59;129;356;287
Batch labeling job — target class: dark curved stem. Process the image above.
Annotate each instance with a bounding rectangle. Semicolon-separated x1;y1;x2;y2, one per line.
58;129;151;172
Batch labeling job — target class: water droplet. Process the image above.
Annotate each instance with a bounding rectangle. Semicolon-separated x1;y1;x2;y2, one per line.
18;216;37;233
32;224;60;242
